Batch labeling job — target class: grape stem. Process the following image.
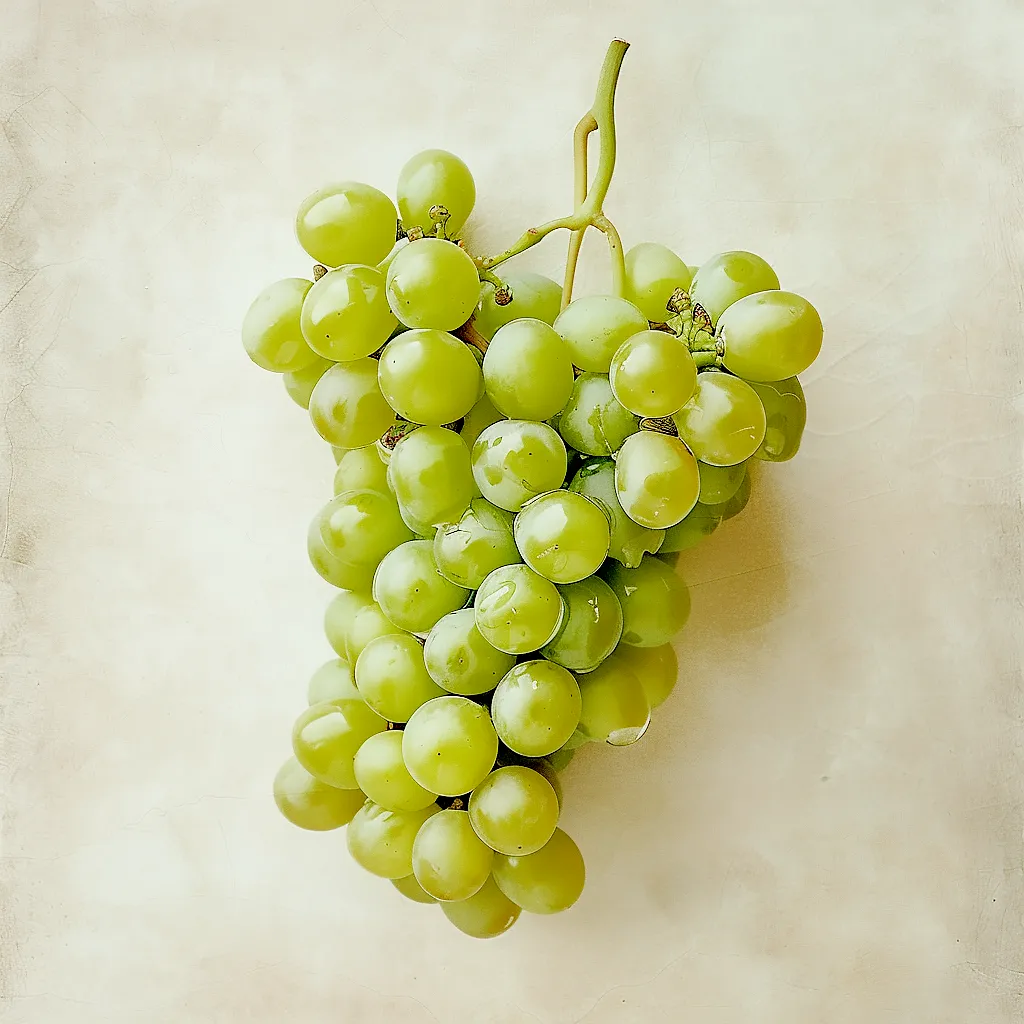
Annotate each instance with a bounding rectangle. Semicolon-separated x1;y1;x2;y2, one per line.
475;39;630;304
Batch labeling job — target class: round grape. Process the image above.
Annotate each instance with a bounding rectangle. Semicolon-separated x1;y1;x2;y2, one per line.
387;426;475;529
307;657;360;705
576;658;650;745
373;540;470;634
483;318;575;421
442;875;521;938
673;371;766;466
601;556;691;647
492;827;585;915
747;376;807;461
273;756;366;831
385;238;481;331
392;873;438;905
242;278;318;372
688;250;779;325
355;633;446;723
291;698;387;789
423;608;516;696
553;295;648;372
296;182;397;268
346;800;440;879
307;514;376;591
319;488;414;568
513;489;610;584
283;355;334;409
474;271;562;341
333;445;389;495
433;498;519;590
558;372;639;456
608;330;697;417
490;660;582;757
299;264;397;362
309;359;397;448
397;149;476;238
623;241;693;322
412;808;494;902
608;643;678;709
474;563;565;655
471;420;567;512
540;576;623;673
353;730;437;812
697;459;746;504
469;765;560;855
614;430;700;528
323;590;403;664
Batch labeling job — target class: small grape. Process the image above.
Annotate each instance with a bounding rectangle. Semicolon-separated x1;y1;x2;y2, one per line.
423;608;516;696
346;800;440;879
309;359;397;448
513;489;610;584
300;264;397;361
658;501;723;552
540;576;623;673
483;318;575;421
673;371;766;466
608;643;678;709
387;426;476;529
291;697;387;790
392;873;438;904
601;556;691;647
373;540;470;634
307;657;360;705
474;271;562;340
442;875;521;938
558;373;639;456
623;242;693;322
397;149;476;237
688;251;779;325
469;765;560;855
273;756;366;831
474;563;566;655
333;445;390;495
412;808;494;902
490;660;582;757
471;420;567;512
296;182;397;268
576;657;650;745
747;376;807;461
553;295;648;372
386;238;481;331
355;633;446;723
319;488;414;569
307;514;376;591
697;459;747;505
717;291;823;382
614;430;700;528
433;498;519;590
242;278;318;372
608;330;697;417
323;590;404;664
492;827;585;914
353;730;438;812
283;355;334;409
460;394;506;449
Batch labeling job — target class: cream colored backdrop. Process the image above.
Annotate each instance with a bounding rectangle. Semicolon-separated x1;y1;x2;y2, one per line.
1;1;1022;1021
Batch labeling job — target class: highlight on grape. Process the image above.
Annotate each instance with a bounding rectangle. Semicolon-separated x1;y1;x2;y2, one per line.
247;39;822;939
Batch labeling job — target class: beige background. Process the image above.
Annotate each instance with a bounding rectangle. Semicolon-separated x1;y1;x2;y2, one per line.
1;0;1022;1020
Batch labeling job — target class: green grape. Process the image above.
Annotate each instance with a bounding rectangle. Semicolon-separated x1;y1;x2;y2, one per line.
284;355;334;409
697;459;746;504
608;330;697;418
659;502;723;552
623;242;693;322
433;498;519;589
307;514;376;591
387;426;475;528
748;376;807;461
307;657;360;705
299;264;397;362
333;445;390;495
423;609;516;696
373;540;470;634
545;746;575;773
471;420;567;512
688;250;780;325
576;658;650;745
402;695;499;796
513;490;610;584
354;633;446;723
540;576;623;673
715;465;752;520
673;371;766;466
552;295;648;372
492;827;585;914
614;430;700;528
460;394;506;449
412;808;494;901
323;590;404;663
568;458;662;567
601;557;691;647
309;359;397;448
273;756;366;831
468;765;559;855
609;643;678;708
353;730;437;812
346;800;440;879
319;488;414;568
385;238;481;331
558;372;639;456
397;149;476;237
296;181;397;268
717;290;823;381
474;563;565;655
392;873;438;904
490;660;582;757
474;271;562;340
442;875;521;937
378;329;482;424
242;278;318;372
482;319;575;421
292;698;387;789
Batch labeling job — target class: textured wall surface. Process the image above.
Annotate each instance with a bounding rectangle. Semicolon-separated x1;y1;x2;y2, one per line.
1;1;1022;1021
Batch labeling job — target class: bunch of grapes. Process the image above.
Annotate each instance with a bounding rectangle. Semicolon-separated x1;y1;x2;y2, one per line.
243;41;821;939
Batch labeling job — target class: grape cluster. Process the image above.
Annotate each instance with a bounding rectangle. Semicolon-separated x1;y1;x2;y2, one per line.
244;49;821;939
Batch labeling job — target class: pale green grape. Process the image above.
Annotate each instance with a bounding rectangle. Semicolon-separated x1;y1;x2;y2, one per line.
378;329;482;424
614;430;700;528
387;426;475;528
717;290;822;381
412;808;494;901
490;660;581;757
333;445;390;495
373;540;470;634
307;657;360;705
553;295;648;372
568;458;663;567
442;875;520;937
482;319;575;421
392;873;438;904
697;459;746;504
608;330;697;417
747;376;807;461
296;181;397;268
492;827;585;914
658;502;723;552
346;800;440;878
273;756;366;831
423;609;516;696
353;730;437;812
309;359;397;448
402;695;499;796
292;697;387;789
623;242;693;322
307;514;376;591
471;420;567;512
284;355;334;409
688;251;779;325
474;564;565;655
319;488;414;568
540;577;623;673
397;149;476;237
576;658;650;745
385;238;481;331
673;372;766;466
474;271;562;341
433;498;519;589
242;278;318;372
513;490;610;584
601;557;691;647
355;633;446;723
609;643;678;708
558;373;639;456
299;264;397;361
460;394;506;449
323;590;404;663
468;765;559;856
